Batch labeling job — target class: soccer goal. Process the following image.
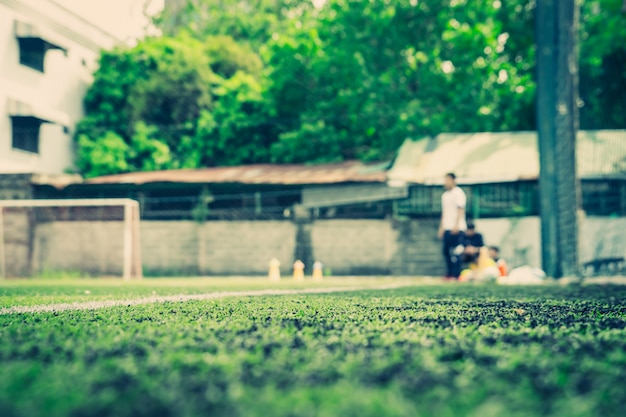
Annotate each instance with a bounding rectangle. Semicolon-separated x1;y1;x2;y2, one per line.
0;199;142;280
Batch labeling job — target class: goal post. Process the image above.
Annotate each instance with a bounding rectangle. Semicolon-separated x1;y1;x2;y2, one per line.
0;199;142;280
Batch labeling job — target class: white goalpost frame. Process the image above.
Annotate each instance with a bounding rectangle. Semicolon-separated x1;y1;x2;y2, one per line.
123;203;133;281
0;199;142;280
0;208;5;280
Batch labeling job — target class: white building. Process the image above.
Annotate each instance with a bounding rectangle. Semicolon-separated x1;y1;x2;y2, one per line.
0;0;122;175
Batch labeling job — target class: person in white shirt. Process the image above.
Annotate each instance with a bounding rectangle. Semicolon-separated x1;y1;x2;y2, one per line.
437;173;467;279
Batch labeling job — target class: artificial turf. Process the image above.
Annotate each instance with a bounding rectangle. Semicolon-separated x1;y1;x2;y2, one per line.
1;281;625;417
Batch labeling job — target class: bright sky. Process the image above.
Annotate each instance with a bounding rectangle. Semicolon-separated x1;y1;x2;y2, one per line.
54;0;164;40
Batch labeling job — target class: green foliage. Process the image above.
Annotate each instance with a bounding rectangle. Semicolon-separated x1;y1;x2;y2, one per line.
265;0;539;162
76;34;270;177
205;35;264;76
77;0;626;176
157;0;314;47
129;122;173;171
76;131;130;177
191;187;214;223
198;71;277;165
1;283;626;416
579;0;626;129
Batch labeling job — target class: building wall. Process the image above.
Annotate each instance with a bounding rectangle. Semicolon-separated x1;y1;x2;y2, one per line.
2;217;624;277
0;0;119;174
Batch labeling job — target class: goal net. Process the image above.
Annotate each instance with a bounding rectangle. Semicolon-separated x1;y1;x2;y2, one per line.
0;199;142;280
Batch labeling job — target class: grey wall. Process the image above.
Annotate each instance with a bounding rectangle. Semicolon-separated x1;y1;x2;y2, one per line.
579;216;626;263
141;221;297;276
2;216;624;277
0;174;33;200
33;221;125;276
1;208;31;276
476;215;626;269
474;217;542;269
311;219;399;275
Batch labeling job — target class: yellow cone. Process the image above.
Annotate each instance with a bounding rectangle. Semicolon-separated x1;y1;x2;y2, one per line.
312;261;323;281
293;259;305;280
268;258;281;281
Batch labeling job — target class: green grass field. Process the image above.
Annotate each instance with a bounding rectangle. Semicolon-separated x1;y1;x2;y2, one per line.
1;278;625;417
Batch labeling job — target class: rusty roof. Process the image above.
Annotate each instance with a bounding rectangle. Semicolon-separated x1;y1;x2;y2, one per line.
83;161;388;186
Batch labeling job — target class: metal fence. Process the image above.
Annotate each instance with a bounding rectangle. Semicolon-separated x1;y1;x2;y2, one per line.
397;179;626;219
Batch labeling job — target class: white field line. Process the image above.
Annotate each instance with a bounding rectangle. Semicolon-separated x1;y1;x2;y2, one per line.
0;283;418;315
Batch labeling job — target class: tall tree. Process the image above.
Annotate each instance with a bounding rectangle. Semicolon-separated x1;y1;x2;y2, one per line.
267;0;536;163
156;0;314;47
579;0;626;129
75;34;270;177
77;0;626;175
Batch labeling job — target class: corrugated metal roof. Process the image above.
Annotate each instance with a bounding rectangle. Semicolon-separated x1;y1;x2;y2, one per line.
302;183;408;208
387;130;626;185
84;161;388;186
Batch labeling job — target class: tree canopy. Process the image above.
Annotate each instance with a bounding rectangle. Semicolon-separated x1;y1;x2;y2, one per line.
76;33;271;176
75;0;626;177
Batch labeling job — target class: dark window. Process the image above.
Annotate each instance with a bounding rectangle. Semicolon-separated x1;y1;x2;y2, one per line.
18;38;46;72
11;116;43;153
581;180;623;216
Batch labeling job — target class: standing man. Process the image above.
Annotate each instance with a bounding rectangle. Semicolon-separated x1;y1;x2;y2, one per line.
438;173;467;279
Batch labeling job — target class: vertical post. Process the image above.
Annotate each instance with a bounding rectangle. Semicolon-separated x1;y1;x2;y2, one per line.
123;202;132;280
137;191;146;217
556;0;580;277
472;186;481;219
620;181;626;216
0;208;5;280
131;203;143;279
536;0;580;278
255;192;262;216
536;0;558;277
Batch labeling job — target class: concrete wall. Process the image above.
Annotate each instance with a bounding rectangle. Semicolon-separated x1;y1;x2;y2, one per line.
311;220;398;275
2;216;624;277
474;217;542;269
33;221;124;275
1;208;31;276
141;220;400;276
141;221;297;276
579;216;626;263
474;216;626;269
0;173;32;199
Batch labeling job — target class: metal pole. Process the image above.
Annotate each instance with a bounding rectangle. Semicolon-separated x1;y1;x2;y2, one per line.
555;0;580;277
536;0;580;278
536;0;559;278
